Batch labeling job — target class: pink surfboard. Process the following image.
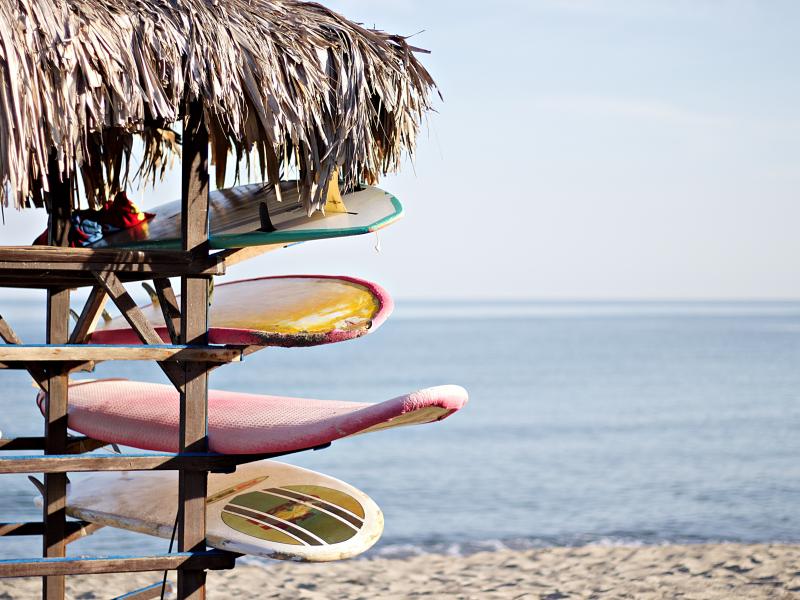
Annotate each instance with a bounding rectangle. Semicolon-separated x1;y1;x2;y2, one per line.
37;380;467;454
90;275;393;348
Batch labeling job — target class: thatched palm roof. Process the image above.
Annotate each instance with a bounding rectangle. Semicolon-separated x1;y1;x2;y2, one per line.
0;0;437;212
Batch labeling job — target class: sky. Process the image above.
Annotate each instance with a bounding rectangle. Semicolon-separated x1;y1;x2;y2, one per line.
2;0;799;300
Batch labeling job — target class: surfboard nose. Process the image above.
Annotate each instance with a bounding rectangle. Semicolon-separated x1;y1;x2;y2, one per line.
399;385;469;412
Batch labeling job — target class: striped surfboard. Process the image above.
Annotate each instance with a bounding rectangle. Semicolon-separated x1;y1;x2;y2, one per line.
65;461;383;562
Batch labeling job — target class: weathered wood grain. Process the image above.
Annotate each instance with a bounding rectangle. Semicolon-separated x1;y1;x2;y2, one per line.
0;315;23;344
93;270;186;389
68;287;108;344
112;581;173;600
43;174;71;600
0;453;266;475
0;436;107;454
0;521;99;542
179;99;211;600
154;278;181;344
0;345;242;363
0;551;237;577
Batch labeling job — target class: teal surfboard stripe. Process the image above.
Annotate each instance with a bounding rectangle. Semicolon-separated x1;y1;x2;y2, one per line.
109;194;403;251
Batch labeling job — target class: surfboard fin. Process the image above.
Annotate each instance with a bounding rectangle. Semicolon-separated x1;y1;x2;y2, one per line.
69;308;80;323
27;476;45;498
30;475;71;502
324;169;348;214
141;282;159;305
258;202;276;232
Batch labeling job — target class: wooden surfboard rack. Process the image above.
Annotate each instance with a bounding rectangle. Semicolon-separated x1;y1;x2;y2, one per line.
0;102;287;599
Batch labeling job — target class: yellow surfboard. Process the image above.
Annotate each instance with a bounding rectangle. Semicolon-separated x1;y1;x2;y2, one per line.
90;275;392;348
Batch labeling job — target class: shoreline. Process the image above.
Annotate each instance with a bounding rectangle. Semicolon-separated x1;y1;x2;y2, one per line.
1;543;798;598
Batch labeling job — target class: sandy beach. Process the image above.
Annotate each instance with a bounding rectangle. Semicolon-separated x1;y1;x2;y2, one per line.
1;543;798;599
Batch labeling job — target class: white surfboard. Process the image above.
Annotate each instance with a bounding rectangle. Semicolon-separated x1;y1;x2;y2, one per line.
92;183;403;250
66;461;383;562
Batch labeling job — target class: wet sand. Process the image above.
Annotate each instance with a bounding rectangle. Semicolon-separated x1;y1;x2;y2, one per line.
1;543;799;599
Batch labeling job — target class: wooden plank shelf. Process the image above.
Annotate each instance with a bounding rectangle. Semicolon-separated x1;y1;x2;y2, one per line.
0;247;196;265
0;344;242;364
0;436;106;454
0;521;96;539
0;247;224;273
113;581;172;600
0;274;197;290
0;452;269;474
0;550;238;578
0;442;330;475
0;248;225;289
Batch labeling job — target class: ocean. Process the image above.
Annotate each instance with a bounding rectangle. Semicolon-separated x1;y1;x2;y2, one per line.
0;299;799;561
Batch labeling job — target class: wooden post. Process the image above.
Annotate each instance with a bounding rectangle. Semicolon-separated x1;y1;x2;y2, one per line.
178;99;211;599
43;159;71;600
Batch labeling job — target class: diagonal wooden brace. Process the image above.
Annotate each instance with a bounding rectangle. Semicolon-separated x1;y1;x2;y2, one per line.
91;270;185;391
68;287;108;345
153;278;182;344
0;314;50;392
0;314;23;345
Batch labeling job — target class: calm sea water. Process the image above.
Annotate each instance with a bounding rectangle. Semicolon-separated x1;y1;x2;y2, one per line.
0;299;799;560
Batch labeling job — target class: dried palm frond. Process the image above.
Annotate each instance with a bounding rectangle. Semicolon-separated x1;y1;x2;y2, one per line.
0;0;438;212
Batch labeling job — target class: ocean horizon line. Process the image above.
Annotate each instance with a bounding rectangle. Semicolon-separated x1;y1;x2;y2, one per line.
390;299;800;320
1;294;800;322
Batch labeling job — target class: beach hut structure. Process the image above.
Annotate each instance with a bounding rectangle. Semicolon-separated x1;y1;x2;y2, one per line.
0;1;436;598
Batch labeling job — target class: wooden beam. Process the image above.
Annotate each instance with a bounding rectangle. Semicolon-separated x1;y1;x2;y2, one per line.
0;247;195;264
154;278;181;344
44;286;69;600
0;315;23;344
69;287;108;344
0;265;222;290
0;344;242;363
0;452;269;474
0;247;224;292
63;522;104;546
92;270;185;389
218;244;285;269
43;158;71;600
112;581;173;600
0;259;222;276
0;247;224;271
0;315;50;391
179;98;211;600
0;551;237;578
0;521;100;542
64;436;108;455
0;522;55;537
45;173;72;248
0;360;94;373
0;436;107;454
93;271;165;346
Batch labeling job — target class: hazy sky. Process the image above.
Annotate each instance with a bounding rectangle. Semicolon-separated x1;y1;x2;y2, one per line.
2;0;799;299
